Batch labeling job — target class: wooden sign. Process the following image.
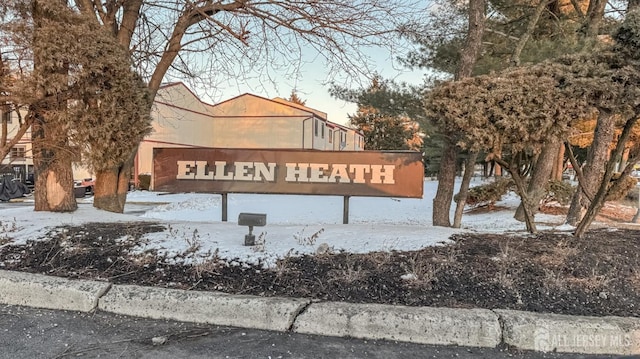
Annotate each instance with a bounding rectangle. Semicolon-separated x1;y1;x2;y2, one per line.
153;148;424;198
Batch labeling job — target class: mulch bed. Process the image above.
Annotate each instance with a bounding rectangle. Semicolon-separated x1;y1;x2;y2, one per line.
1;222;639;318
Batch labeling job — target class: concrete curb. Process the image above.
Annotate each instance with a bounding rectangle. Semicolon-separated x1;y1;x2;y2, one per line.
98;284;310;332
0;270;110;312
292;301;501;348
2;270;640;355
496;309;640;355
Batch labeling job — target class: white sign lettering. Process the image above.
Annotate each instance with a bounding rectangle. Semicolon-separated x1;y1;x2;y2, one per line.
177;161;276;182
176;161;395;185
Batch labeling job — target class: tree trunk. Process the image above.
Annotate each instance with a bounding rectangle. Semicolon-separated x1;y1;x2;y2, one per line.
568;0;586;17
511;170;538;233
575;116;639;237
493;145;503;177
551;142;565;181
583;0;607;37
454;0;486;81
496;157;537;233
433;140;458;227
566;113;615;225
31;115;77;212
31;0;77;213
93;154;134;213
510;0;554;66
619;148;630;172
514;138;560;222
432;0;485;227
453;151;478;228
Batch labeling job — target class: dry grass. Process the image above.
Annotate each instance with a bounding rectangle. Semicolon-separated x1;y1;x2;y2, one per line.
537;240;579;267
400;254;440;289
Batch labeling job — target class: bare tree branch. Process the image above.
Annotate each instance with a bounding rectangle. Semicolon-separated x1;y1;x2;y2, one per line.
569;0;585;18
72;0;420;98
510;0;555;67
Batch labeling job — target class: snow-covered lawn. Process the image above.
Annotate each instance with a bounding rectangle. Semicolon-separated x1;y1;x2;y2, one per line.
0;178;583;267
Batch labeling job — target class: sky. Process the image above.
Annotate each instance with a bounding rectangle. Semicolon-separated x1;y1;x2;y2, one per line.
190;46;427;127
0;179;586;269
155;2;436;127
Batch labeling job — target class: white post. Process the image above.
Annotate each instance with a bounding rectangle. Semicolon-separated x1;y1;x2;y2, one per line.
634;183;640;223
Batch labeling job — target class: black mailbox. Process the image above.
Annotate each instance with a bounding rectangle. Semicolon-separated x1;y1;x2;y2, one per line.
238;213;267;227
238;213;266;246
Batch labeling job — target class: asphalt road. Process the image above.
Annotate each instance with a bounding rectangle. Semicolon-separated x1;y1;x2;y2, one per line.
0;305;631;359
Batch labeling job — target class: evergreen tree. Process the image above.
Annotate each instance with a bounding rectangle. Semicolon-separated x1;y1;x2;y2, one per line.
287;90;306;106
402;0;593;76
337;77;423;151
349;105;422;151
424;7;640;235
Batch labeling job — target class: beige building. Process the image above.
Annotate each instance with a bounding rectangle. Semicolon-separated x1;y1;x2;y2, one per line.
135;82;364;178
0;107;34;183
2;82;364;186
0;106;92;184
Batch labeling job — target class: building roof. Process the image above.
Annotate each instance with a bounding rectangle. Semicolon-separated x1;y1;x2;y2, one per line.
157;82;362;136
271;97;328;120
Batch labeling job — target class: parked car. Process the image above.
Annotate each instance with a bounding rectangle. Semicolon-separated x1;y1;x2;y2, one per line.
73;178;95;197
0;174;31;201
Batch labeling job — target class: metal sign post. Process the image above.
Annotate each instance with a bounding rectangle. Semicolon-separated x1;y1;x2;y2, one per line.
221;193;228;222
343;195;350;224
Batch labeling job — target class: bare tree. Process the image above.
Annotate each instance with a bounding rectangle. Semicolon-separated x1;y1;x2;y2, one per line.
1;0;423;213
65;0;423;213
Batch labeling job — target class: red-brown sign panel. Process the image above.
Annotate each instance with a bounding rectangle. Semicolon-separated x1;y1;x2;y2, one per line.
153;148;424;198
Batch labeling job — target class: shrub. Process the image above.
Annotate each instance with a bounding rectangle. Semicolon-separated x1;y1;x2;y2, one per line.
606;174;637;201
457;178;513;207
544;180;575;205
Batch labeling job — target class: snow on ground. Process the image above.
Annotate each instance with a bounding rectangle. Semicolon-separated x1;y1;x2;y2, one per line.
0;178;571;267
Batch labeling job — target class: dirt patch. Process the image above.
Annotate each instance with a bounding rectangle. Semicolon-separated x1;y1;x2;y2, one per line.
1;221;639;318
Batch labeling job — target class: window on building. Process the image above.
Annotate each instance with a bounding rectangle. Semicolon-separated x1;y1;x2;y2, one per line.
321;123;325;139
314;119;318;136
10;146;25;160
1;104;11;124
339;132;347;149
329;130;333;143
